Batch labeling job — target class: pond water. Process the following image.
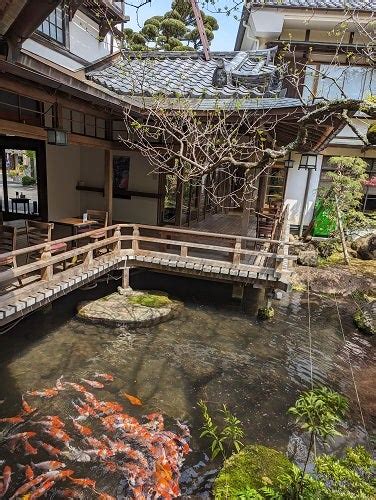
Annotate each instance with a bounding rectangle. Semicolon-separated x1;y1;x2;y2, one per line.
0;270;375;497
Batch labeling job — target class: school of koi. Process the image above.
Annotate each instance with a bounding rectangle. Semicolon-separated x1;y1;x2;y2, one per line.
0;373;191;499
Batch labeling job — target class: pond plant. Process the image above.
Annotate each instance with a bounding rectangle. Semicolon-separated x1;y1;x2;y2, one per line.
200;388;376;499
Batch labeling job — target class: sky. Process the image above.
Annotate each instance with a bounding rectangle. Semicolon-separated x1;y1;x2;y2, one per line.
125;0;240;51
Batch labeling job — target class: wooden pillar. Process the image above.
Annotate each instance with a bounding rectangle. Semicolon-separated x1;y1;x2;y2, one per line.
256;169;268;213
104;149;113;225
242;285;265;315
122;266;130;289
175;178;183;226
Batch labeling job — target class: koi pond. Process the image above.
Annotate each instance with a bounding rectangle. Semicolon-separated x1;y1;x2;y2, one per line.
0;271;374;498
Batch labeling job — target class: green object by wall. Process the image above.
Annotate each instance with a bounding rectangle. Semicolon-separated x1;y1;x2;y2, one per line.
312;200;336;237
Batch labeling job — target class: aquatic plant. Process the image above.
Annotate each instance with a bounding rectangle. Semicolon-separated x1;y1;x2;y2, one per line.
128;293;172;308
0;374;190;498
198;401;244;460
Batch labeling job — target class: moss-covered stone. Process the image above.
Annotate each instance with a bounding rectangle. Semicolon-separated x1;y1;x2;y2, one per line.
214;445;293;499
353;305;375;335
127;293;172;308
257;306;275;320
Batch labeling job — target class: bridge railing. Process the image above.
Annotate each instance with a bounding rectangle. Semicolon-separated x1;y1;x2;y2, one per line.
0;219;295;293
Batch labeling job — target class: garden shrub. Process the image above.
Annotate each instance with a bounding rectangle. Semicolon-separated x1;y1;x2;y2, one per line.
21;175;36;186
128;293;172;308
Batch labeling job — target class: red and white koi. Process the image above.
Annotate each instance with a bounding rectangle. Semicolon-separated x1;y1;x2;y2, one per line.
22;438;38;455
31;460;66;471
69;477;96;489
37;440;62;456
27;388;59;398
0;465;12;499
55;375;66;391
4;431;36;441
21;397;36;415
71;418;92;436
81;378;104;389
29;479;55;499
94;373;114;382
0;415;24;424
44;426;72;444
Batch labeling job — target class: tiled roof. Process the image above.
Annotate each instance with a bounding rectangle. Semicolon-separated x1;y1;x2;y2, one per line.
86;49;282;100
248;0;374;9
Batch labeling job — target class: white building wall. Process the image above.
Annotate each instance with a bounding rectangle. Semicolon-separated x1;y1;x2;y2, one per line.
69;10;112;62
22;39;84;71
46;144;81;220
284;153;323;227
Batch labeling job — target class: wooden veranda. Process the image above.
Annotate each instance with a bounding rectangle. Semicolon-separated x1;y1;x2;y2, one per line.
0;208;294;328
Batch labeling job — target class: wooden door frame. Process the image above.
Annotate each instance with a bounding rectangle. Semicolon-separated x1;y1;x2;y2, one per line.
0;136;48;220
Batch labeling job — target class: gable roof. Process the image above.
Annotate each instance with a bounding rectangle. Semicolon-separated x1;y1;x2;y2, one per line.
86;49;283;101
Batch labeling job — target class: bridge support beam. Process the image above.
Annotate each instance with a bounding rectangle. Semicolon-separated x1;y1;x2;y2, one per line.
241;285;266;315
122;265;130;289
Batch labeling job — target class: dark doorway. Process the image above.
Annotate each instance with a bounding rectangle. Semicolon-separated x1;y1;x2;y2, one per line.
0;137;47;220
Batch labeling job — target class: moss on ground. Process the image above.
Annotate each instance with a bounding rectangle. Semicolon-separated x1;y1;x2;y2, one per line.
214;445;293;499
353;309;375;335
128;293;172;308
257;306;275;320
318;252;376;277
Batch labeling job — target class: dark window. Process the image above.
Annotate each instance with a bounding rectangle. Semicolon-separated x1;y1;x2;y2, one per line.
38;5;66;45
0;89;44;126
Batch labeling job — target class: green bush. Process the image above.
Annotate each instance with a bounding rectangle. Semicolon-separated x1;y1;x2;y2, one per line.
21;175;36;186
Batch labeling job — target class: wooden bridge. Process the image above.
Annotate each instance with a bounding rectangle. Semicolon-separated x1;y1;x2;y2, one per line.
0;209;294;327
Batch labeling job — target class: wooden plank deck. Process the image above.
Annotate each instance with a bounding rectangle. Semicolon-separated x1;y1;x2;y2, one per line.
0;211;294;328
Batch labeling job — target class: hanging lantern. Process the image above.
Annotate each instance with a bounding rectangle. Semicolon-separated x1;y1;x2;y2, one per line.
299;154;317;170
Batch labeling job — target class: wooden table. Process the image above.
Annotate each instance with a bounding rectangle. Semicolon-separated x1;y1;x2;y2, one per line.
53;217;99;247
11;198;30;214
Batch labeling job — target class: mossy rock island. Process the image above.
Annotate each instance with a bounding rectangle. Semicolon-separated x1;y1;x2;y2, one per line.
353;303;375;336
214;444;293;499
77;288;182;327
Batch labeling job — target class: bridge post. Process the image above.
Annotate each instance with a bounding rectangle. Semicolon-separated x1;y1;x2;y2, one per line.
242;285;265;315
40;243;53;281
233;237;242;266
122;265;130;289
113;225;122;253
132;225;139;253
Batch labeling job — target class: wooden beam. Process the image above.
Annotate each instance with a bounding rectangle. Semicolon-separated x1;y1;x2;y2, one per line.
0;119;47;140
104;149;113;225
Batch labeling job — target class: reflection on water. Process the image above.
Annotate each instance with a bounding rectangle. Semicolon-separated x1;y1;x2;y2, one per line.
0;271;375;496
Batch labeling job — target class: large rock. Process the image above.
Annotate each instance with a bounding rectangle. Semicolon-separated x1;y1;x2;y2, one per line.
297;249;318;267
77;289;182;327
353;302;375;336
214;445;293;499
351;234;376;260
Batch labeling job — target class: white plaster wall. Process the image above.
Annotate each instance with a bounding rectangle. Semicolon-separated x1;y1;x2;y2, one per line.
284;153;323;226
112;151;159;224
69;10;112;62
79;146;106;213
46;144;81;220
22;39;84;70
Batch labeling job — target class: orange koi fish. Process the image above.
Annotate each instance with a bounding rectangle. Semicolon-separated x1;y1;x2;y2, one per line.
72;401;97;418
0;415;24;424
44;427;72;444
45;415;65;428
22;438;38;455
98;493;116;500
0;465;12;499
37;441;62;456
27;388;59;398
86;448;115;460
103;461;117;473
81;378;104;389
9;476;45;499
56;488;83;498
82;391;102;409
65;382;88;394
29;479;55;499
31;460;66;471
69;477;96;489
94;373;114;382
122;392;142;406
24;464;34;481
21;397;36;415
72;419;92;437
98;401;123;415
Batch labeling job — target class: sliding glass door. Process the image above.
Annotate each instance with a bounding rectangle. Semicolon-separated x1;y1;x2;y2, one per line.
0;138;47;220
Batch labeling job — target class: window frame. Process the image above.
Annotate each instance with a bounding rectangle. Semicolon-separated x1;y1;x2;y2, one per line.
37;3;68;47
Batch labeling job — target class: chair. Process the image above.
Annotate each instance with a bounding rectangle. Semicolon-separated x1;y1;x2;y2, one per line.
256;212;278;239
26;220;67;266
77;210;108;243
0;225;22;285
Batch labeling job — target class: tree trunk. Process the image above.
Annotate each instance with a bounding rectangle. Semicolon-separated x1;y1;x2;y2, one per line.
334;194;350;265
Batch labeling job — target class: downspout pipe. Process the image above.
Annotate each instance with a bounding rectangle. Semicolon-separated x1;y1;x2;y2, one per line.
299;169;312;238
